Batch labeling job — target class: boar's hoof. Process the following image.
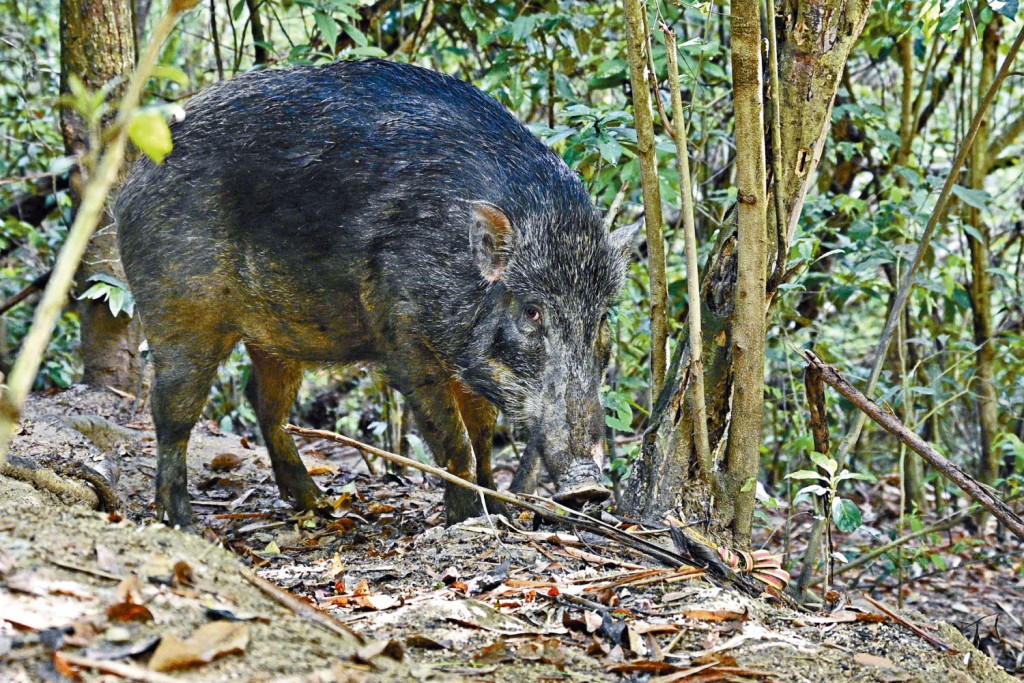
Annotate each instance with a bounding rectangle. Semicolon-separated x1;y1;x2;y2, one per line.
552;482;611;508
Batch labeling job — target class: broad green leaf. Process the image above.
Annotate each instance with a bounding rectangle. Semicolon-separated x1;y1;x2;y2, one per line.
809;451;838;476
460;4;477;28
990;0;1019;19
343;22;369;47
832;498;862;533
151;65;188;86
128;109;173;164
347;46;387;58
952;185;989;210
597;136;623;164
315;11;339;52
787;469;826;481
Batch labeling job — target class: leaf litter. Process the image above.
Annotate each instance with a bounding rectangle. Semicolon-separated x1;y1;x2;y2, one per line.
1;385;1020;681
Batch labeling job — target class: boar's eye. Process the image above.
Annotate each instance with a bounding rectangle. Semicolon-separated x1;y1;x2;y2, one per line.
523;303;543;326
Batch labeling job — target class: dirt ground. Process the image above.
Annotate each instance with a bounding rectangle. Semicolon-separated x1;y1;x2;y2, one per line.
0;385;1020;682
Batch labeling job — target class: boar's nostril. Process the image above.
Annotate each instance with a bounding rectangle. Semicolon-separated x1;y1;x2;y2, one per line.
552;482;611;507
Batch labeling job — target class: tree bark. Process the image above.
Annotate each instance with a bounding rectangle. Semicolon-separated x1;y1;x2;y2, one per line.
622;0;871;547
60;0;144;393
726;0;768;545
968;17;1001;487
623;0;669;394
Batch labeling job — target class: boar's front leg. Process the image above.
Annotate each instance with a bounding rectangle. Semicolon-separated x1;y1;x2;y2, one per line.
389;370;483;525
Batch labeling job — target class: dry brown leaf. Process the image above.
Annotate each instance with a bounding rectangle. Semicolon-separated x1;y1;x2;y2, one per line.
683;609;748;622
354;594;400;611
148;622;250;672
52;652;84;681
307;464;337;476
853;652;896;669
94;545;120;575
474;638;513;664
209;452;244;471
107;602;154;623
113;576;143;605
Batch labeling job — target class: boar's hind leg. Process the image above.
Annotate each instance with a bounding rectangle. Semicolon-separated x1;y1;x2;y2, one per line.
244;345;327;513
151;335;237;528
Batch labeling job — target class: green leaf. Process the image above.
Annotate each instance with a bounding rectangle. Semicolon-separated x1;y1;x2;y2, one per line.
990;0;1019;19
832;498;862;533
596;136;623;164
460;3;477;28
128;109;173;164
809;451;838;476
342;22;369;47
952;185;989;210
151;65;189;86
346;46;387;58
787;469;826;481
315;11;339;52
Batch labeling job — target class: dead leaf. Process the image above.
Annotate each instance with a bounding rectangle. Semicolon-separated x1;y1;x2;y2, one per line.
404;634;452;650
307;464;337;476
683;609;748;622
52;652;84;681
209;453;243;471
148;622;250;672
853;652;896;669
474;638;513;664
95;545;120;575
113;576;144;605
439;599;564;635
107;602;154;623
355;639;404;662
171;561;194;588
354;594;400;611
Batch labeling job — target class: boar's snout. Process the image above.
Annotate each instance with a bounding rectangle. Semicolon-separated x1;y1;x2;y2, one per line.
551;459;610;507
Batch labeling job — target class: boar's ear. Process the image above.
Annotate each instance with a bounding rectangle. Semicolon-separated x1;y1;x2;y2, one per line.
608;219;641;262
470;201;515;282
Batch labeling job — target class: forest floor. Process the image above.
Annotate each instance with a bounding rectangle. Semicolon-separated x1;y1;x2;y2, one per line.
1;385;1021;682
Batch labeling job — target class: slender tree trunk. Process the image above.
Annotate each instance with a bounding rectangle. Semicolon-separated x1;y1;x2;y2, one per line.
60;0;144;392
623;0;669;395
968;17;1001;487
726;0;768;545
622;0;870;547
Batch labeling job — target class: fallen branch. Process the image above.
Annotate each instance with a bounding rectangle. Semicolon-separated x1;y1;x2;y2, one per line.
57;653;180;683
1;454;101;509
284;424;772;598
802;350;1024;542
241;568;363;645
0;271;52;317
861;594;956;653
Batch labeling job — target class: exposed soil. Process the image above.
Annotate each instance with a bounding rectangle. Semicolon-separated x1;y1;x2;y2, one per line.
1;385;1020;682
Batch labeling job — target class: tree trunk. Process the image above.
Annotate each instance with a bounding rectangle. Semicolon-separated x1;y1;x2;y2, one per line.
622;0;871;546
725;0;768;545
968;17;1001;487
623;0;669;394
60;0;144;392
